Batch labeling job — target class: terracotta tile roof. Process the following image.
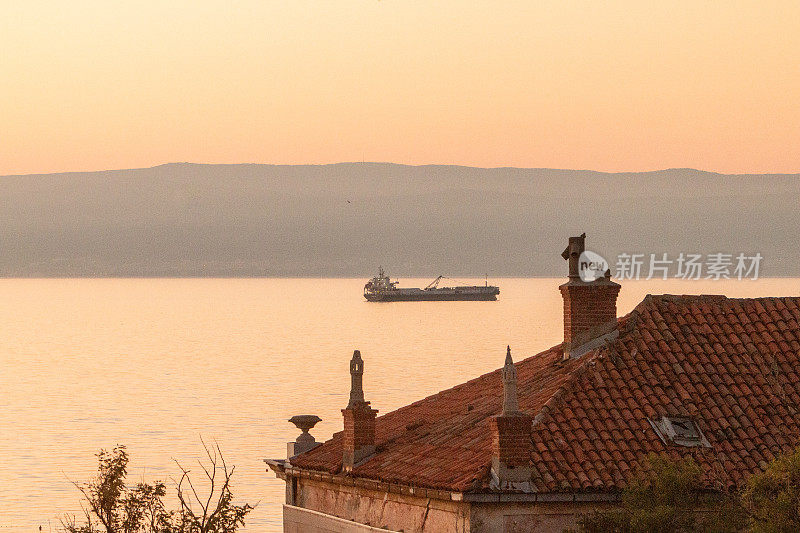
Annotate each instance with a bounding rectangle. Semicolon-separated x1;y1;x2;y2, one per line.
291;294;800;494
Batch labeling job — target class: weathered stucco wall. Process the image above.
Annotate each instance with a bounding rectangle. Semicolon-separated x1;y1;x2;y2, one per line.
295;478;471;532
284;504;398;532
469;500;614;532
286;477;617;532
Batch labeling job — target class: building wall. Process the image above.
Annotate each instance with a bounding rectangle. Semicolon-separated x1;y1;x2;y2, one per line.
469;500;614;533
284;504;399;533
286;477;617;532
294;477;471;532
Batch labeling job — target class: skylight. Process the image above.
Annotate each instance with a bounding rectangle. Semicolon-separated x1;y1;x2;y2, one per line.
649;416;711;448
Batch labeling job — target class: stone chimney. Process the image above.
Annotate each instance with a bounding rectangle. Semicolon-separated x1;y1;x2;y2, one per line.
559;233;621;357
342;350;378;471
489;347;533;489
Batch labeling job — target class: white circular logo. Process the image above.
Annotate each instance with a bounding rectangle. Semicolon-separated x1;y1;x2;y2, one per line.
579;250;609;282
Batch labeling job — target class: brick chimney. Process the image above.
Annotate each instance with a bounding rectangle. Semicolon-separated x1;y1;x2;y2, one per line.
559;234;621;356
489;346;533;489
342;350;378;471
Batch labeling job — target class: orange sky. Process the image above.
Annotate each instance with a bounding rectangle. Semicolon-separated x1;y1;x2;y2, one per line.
2;1;799;176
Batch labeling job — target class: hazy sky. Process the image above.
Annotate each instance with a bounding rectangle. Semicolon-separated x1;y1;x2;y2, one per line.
2;1;799;175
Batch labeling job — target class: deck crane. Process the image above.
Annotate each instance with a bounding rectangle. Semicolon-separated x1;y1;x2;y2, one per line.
424;275;444;290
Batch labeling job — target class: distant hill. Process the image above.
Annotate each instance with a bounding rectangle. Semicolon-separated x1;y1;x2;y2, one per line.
1;163;798;277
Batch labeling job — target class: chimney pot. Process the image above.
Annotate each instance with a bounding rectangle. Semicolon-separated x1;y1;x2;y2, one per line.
348;350;365;408
502;346;520;415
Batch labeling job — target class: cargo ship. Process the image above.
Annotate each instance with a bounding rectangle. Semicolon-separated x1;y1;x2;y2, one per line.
363;267;500;302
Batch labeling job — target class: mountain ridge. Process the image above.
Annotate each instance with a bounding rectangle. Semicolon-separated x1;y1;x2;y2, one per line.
10;161;799;178
1;163;797;277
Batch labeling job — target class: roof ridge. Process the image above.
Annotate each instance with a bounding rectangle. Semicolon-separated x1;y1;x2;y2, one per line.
531;340;613;427
639;294;800;304
529;296;655;429
356;345;564;430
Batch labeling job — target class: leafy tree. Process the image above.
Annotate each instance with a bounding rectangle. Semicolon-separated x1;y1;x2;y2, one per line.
741;446;800;533
63;441;253;533
570;453;745;533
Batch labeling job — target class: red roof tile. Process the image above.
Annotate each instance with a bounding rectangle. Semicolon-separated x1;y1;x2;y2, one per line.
291;294;800;494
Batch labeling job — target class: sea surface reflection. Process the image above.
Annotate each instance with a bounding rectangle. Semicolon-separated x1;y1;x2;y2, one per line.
1;277;798;531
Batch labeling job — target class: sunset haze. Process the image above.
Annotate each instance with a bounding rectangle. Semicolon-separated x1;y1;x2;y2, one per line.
2;1;799;175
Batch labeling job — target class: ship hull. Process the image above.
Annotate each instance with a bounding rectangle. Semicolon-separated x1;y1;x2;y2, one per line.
365;287;499;302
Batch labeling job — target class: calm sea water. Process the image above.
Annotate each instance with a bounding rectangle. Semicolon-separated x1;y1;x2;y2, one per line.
2;277;799;532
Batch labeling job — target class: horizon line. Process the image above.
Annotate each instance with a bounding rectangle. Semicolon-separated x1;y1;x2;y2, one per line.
2;161;800;178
